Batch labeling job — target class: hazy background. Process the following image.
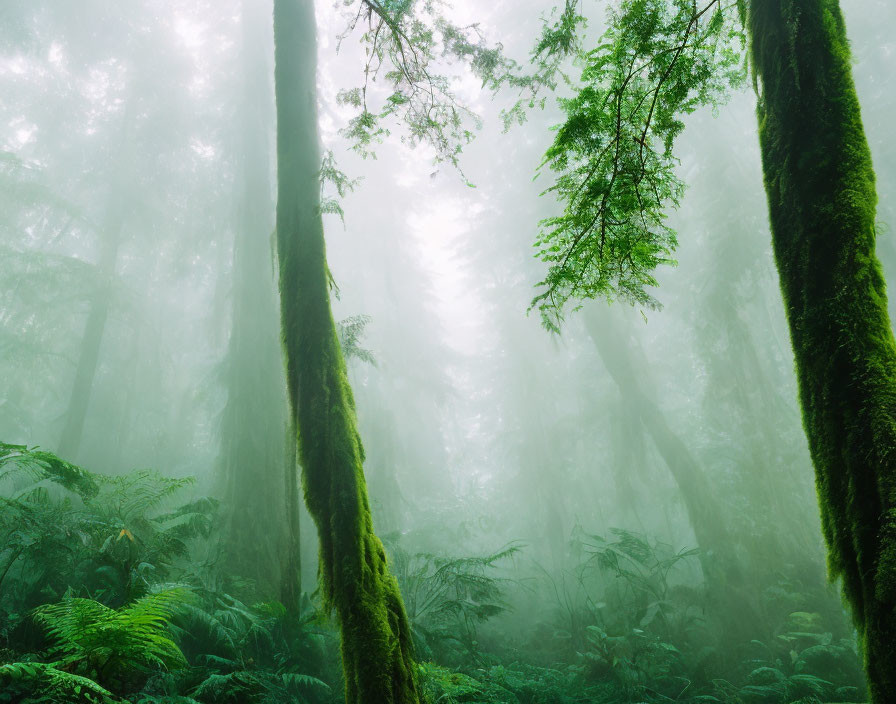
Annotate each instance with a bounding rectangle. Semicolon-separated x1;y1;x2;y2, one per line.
1;0;894;635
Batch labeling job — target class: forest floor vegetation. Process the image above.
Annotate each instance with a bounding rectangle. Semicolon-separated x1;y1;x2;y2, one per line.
0;443;868;704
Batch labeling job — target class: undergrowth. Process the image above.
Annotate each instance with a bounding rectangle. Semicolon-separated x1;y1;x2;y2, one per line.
0;443;867;703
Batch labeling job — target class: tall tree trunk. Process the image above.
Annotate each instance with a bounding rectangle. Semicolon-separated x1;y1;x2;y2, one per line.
58;181;126;460
583;306;758;638
220;0;292;600
750;1;896;698
609;393;648;531
273;2;419;702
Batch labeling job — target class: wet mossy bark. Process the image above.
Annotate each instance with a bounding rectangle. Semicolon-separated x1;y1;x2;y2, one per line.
273;1;420;702
750;1;896;698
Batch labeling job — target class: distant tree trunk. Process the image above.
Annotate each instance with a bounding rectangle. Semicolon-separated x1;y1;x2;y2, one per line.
273;1;419;702
691;161;824;579
58;183;126;460
609;393;648;531
219;0;292;600
750;1;896;698
530;421;567;565
583;307;750;618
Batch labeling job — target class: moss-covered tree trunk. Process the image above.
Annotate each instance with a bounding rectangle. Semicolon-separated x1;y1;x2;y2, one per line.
750;1;896;698
272;1;419;702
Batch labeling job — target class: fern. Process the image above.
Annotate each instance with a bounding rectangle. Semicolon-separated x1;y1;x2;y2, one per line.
191;669;329;703
172;592;331;703
0;661;117;703
0;441;99;499
337;315;377;366
388;541;521;661
34;588;190;686
417;662;518;704
97;470;195;526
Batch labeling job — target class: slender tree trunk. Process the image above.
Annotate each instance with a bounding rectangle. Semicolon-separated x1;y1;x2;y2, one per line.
585;306;743;596
273;2;419;702
58;186;125;460
750;1;896;698
220;0;291;599
609;393;648;531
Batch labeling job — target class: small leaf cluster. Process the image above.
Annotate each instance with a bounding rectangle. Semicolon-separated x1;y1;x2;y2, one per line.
318;150;361;226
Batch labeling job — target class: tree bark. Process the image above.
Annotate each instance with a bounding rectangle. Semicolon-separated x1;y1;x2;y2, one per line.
219;0;291;600
273;1;419;701
750;1;896;698
583;306;756;638
58;179;126;460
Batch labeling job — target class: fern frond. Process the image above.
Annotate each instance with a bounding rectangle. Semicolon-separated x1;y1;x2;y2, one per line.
280;671;330;691
0;441;99;499
34;588;191;673
0;661;116;702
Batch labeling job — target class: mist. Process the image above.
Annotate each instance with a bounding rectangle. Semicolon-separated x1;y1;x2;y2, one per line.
1;1;894;703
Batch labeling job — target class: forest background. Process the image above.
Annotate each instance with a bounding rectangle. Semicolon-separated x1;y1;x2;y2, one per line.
1;1;894;703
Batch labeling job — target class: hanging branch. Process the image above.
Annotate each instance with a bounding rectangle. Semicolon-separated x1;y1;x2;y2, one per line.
528;0;746;330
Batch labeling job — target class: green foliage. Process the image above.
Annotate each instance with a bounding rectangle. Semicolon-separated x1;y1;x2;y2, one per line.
527;0;745;328
0;442;867;703
337;315;377;367
0;442;218;614
0;443;336;703
562;527;704;646
34;589;189;685
319;150;361;225
0;591;189;701
189;670;328;704
580;624;686;701
170;591;335;704
520;528;866;703
0;441;99;499
501;1;587;130
417;662;516;703
389;542;520;662
0;661;118;704
176;594;335;703
336;0;516;173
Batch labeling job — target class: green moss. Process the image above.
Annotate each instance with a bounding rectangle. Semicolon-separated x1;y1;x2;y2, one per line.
749;1;896;699
273;1;419;702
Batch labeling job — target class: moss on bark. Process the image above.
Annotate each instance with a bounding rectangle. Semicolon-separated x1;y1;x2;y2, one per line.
750;1;896;698
273;1;420;701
